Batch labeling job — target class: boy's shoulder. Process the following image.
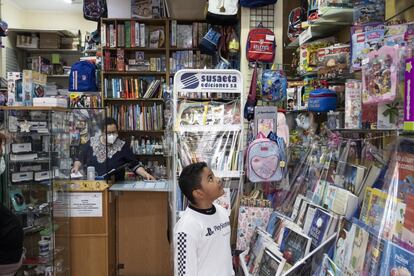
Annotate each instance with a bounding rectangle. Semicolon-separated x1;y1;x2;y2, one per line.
174;208;204;234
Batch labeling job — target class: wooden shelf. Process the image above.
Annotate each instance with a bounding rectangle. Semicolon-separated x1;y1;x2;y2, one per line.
0;106;69;112
9;28;79;38
102;18;167;25
103;47;166;51
17;48;81;53
103;71;167;76
105;98;164;102
47;75;69;78
169;47;199;51
118;130;164;134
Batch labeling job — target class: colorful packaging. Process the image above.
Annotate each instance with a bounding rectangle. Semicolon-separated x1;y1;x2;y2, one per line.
405;58;414;131
362;46;399;105
351;23;385;71
298;37;335;75
353;0;385;25
317;44;351;80
345;80;362;129
7;72;23;106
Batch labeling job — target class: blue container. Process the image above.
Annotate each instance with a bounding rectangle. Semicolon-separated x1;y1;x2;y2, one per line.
308;88;337;112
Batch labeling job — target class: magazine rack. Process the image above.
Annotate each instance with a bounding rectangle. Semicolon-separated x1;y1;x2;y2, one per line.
171;68;244;226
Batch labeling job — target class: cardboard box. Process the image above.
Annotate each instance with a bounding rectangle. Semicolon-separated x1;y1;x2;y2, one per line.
39;33;60;49
33;97;67;108
16;34;39;49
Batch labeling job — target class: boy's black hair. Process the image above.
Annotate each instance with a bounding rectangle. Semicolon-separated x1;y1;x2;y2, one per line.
178;162;208;205
104;117;118;130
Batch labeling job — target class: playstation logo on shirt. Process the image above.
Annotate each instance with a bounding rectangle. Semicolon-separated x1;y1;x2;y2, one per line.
205;228;215;236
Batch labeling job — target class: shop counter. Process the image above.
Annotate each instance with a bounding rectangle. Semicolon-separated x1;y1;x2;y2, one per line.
55;180;116;276
110;181;172;276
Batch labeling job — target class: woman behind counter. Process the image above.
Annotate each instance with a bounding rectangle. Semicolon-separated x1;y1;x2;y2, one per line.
71;118;155;181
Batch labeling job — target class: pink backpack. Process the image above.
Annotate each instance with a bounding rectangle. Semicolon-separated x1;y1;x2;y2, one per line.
246;132;283;183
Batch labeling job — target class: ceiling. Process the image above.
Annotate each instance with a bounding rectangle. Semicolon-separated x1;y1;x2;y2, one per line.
12;0;83;12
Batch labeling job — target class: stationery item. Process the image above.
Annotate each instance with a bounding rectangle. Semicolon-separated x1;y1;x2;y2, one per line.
11;143;32;153
12;172;34;183
236;205;272;251
345;80;362;129
34;171;51;181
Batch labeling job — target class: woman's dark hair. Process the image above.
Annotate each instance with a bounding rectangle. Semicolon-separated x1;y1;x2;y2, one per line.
178;162;207;205
104;117;118;130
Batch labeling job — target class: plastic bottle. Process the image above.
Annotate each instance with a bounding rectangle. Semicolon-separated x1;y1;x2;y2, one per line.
130;136;135;154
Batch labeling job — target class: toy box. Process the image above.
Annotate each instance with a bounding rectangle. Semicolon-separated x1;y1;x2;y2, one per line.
362;46;400;105
298;37;335;75
318;0;352;9
351;23;385;71
345;80;362;129
7;72;23;106
353;0;385;25
317;44;351;79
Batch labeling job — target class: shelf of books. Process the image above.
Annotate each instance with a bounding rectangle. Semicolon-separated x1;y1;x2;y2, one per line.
171;68;244;230
101;17;168;150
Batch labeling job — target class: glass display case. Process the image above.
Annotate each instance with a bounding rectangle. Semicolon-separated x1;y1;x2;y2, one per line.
2;107;71;276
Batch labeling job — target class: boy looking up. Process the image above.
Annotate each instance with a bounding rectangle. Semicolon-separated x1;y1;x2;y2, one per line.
174;162;233;276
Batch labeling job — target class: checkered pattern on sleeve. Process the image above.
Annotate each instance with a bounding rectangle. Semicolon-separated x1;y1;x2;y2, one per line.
177;232;187;276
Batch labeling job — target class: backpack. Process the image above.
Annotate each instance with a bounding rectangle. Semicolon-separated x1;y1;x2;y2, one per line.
206;0;239;26
246;26;276;63
83;0;107;22
261;69;287;101
240;0;277;8
199;27;222;55
69;61;98;92
246;132;283;183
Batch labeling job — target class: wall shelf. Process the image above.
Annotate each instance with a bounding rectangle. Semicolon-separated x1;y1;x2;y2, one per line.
103;71;167;76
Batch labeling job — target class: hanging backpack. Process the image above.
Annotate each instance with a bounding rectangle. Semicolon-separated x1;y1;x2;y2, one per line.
246;132;283;183
83;0;108;22
268;131;288;177
246;25;276;63
199;27;222;55
69;61;98;92
240;0;277;8
206;0;239;26
261;69;287;101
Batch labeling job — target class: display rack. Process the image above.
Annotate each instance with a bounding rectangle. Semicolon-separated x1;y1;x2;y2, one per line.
1;106;71;276
171;68;244;226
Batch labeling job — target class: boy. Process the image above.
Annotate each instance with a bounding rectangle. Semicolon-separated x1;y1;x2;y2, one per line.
174;162;233;276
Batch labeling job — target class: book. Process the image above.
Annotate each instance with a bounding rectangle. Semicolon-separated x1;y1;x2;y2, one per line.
171;20;177;47
257;247;286;276
349;224;370;275
245;228;273;275
333;163;366;194
116;48;125;71
402;194;414;249
177;25;193;48
362;232;384;276
125;21;131;48
302;206;316;234
279;225;312;265
140;23;146;47
380;241;414;275
266;212;291;240
308;208;333;250
334;222;355;272
315;254;341;276
357;164;382;201
253;106;277;137
345;79;362;129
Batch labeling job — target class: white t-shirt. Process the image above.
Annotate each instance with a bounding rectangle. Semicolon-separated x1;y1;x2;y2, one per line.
174;204;233;276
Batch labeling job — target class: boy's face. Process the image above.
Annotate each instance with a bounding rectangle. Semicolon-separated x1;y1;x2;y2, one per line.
194;167;224;203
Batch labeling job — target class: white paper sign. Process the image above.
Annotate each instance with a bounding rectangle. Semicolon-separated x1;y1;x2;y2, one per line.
68;192;103;217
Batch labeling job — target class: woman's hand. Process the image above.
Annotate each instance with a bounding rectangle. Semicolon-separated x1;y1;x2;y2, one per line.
71;161;82;174
136;167;156;180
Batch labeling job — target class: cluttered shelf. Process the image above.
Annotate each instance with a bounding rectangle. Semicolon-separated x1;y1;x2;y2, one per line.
102;71;167;76
16;48;81;53
102;47;167;51
104;98;164;102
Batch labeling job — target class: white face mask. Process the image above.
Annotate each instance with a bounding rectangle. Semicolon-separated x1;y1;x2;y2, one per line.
107;134;118;145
